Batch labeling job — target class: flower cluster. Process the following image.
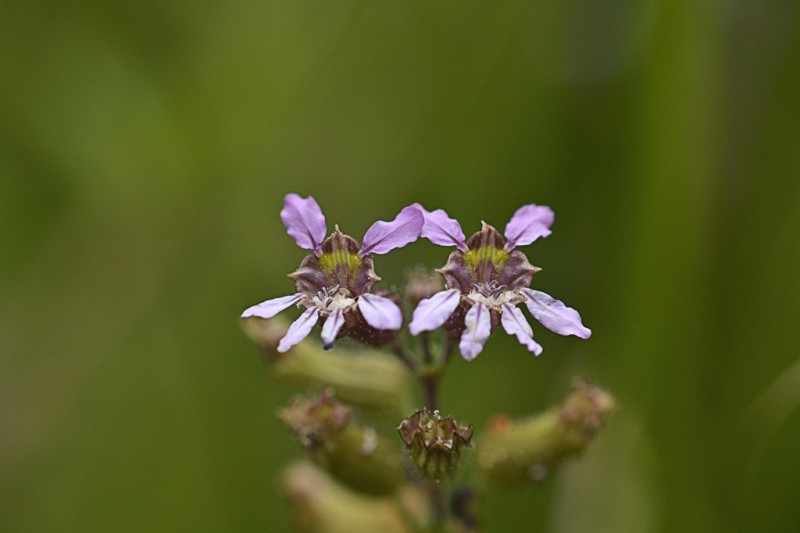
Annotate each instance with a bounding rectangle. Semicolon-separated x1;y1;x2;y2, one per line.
242;194;590;360
240;193;609;531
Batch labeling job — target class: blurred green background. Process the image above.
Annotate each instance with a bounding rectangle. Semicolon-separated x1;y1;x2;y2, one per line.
2;1;800;531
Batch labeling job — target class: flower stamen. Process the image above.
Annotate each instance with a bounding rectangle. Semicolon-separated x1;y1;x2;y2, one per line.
466;281;520;310
309;285;356;315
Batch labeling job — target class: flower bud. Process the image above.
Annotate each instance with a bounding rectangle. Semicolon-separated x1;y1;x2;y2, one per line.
282;461;415;533
241;315;288;353
245;316;413;414
405;267;444;305
397;409;474;482
281;391;405;496
477;378;615;487
279;389;352;447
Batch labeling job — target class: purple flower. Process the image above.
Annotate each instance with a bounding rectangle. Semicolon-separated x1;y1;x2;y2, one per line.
409;204;590;361
242;194;423;352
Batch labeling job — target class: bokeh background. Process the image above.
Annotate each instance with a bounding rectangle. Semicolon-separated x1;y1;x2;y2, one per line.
2;1;800;531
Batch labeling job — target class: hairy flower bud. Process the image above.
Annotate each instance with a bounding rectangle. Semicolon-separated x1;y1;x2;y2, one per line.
245;316;413;414
279;390;352;447
397;409;474;482
477;378;615;487
281;391;405;495
282;461;416;533
241;314;289;354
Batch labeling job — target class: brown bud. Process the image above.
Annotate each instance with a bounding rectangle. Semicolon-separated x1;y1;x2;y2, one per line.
397;409;474;482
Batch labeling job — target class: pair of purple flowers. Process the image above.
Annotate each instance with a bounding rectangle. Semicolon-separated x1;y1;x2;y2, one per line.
242;194;591;360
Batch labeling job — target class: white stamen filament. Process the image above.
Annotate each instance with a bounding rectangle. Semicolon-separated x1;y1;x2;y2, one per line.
466;281;520;310
308;285;356;315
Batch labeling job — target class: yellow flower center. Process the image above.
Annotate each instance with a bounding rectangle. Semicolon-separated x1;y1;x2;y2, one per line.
463;244;509;269
318;249;363;274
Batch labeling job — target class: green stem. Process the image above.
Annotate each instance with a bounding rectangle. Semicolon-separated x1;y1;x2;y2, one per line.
391;341;417;373
419;333;449;528
442;335;457;366
421;331;434;365
423;372;445;527
422;374;439;414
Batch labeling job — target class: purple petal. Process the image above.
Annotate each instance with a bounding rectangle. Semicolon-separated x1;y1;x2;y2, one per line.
359;205;424;256
241;293;303;319
278;307;319;353
503;204;554;251
459;303;491;361
320;309;346;349
501;304;543;356
522;289;591;339
409;289;461;335
281;193;327;255
357;294;403;330
417;205;468;252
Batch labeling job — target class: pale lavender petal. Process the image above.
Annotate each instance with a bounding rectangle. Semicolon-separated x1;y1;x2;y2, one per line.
359;205;424;256
459;303;491;361
409;289;461;335
281;193;327;255
278;307;319;353
522;289;592;339
501;303;543;356
241;293;303;319
417;205;468;252
320;309;346;349
358;294;403;330
503;204;555;251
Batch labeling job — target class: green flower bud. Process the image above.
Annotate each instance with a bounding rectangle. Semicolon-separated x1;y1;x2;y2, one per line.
281;391;405;496
279;389;352;447
244;316;413;414
282;461;416;533
397;409;474;482
477;378;615;488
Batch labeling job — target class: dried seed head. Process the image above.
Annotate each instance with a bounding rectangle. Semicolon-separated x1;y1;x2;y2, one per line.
397;409;474;482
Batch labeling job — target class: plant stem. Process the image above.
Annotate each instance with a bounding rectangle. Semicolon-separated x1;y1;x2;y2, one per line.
391;342;417;373
422;374;439;414
442;335;457;366
421;331;433;365
419;332;447;527
422;371;445;527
